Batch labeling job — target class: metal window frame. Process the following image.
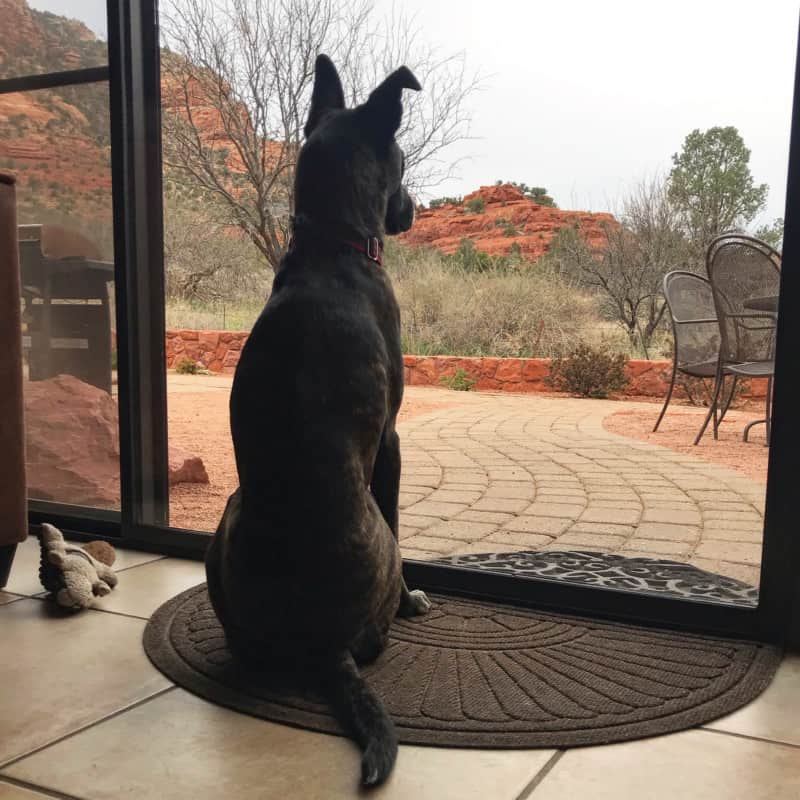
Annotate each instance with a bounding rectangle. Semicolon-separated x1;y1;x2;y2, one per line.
8;4;800;647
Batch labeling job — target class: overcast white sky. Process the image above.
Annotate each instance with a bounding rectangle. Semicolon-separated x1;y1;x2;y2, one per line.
31;0;800;224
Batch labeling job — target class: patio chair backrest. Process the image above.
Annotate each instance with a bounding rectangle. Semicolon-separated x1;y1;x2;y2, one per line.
662;271;719;374
706;234;781;366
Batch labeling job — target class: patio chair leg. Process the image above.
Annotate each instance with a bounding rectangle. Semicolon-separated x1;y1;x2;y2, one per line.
712;375;727;440
653;362;678;432
765;376;773;446
718;375;738;425
742;378;773;445
694;370;724;446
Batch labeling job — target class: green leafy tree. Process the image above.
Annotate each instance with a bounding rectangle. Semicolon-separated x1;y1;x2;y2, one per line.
668;126;768;248
754;217;784;251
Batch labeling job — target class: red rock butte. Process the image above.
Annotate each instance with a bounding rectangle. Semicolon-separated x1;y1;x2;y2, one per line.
400;184;617;260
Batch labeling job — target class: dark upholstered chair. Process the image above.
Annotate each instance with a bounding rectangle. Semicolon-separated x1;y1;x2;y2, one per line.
0;172;28;588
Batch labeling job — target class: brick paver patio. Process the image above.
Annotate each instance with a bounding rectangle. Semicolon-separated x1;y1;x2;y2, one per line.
397;388;767;586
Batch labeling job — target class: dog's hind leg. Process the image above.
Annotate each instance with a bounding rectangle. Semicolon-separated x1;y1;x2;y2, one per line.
370;428;401;538
350;622;389;665
371;429;431;618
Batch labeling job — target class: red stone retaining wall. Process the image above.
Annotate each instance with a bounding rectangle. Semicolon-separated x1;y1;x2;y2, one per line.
166;329;248;373
164;330;768;399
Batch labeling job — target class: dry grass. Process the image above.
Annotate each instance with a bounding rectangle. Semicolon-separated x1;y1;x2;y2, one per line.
165;240;637;359
386;241;601;357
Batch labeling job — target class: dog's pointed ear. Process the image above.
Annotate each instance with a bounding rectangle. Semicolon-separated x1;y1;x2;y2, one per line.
305;54;345;137
362;66;421;141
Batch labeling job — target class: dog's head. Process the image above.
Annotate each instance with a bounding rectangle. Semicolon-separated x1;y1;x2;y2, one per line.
295;54;421;238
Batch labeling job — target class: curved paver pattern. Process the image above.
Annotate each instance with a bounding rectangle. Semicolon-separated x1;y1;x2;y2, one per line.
397;389;766;586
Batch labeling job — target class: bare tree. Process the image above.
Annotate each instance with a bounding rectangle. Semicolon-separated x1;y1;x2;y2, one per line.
160;0;480;271
163;182;266;303
547;177;693;357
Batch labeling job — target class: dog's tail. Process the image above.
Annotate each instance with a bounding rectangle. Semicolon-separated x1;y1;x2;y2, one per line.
322;650;397;787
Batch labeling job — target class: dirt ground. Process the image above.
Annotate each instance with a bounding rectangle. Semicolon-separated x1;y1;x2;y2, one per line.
167;381;458;531
168;376;769;531
602;404;769;483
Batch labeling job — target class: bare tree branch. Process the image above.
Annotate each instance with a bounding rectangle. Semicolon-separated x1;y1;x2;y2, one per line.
160;0;481;271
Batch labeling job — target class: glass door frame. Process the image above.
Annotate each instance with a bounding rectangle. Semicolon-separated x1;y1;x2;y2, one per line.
11;2;800;647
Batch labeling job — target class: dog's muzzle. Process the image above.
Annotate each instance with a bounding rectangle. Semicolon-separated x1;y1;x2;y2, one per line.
385;186;415;235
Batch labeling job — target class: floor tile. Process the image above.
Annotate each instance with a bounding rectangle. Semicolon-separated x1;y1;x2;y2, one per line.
4;689;554;800
706;654;800;746
90;557;206;619
529;729;800;800
0;599;171;766
0;781;56;799
0;592;22;606
4;535;164;597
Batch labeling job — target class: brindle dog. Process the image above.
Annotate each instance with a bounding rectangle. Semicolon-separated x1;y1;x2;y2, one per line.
205;54;431;787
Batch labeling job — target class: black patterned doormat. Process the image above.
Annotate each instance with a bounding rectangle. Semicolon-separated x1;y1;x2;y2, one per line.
144;582;779;748
434;550;759;607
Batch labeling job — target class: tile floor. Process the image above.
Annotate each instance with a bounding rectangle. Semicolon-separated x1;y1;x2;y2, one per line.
1;535;798;799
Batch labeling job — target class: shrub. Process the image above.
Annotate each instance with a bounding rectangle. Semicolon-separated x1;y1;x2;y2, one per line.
429;196;462;209
440;368;476;391
174;357;199;374
449;238;496;272
464;197;486;214
545;343;629;398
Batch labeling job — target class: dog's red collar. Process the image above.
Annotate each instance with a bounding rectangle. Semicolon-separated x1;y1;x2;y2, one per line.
343;237;384;266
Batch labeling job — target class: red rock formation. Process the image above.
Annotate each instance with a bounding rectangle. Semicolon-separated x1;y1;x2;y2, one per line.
400;184;616;260
169;446;210;486
24;374;208;506
0;0;47;69
24;374;121;507
160;63;289;176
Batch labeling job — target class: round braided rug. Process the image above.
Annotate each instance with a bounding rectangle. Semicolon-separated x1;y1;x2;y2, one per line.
144;582;780;748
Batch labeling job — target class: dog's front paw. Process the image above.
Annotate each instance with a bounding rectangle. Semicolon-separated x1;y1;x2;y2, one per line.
398;588;432;617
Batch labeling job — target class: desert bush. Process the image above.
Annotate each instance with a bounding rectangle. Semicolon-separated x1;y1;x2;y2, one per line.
429;196;462;209
440;368;476;391
386;240;599;358
545;343;629;398
464;197;486;214
174;357;199;374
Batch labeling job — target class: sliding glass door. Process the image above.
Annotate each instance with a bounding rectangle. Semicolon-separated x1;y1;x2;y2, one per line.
4;1;799;646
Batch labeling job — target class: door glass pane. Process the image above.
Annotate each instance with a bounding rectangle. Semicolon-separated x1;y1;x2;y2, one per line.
0;1;107;80
1;80;118;510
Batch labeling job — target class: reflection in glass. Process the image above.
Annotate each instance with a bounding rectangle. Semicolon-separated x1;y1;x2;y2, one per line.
0;0;107;80
1;82;118;509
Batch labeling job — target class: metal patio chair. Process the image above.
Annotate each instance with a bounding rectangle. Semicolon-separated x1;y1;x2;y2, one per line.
694;234;781;446
654;271;724;433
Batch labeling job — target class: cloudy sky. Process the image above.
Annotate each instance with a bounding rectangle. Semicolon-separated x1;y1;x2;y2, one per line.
30;0;799;224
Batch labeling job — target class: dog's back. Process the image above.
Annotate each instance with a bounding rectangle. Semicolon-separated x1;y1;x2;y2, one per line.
205;54;423;786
